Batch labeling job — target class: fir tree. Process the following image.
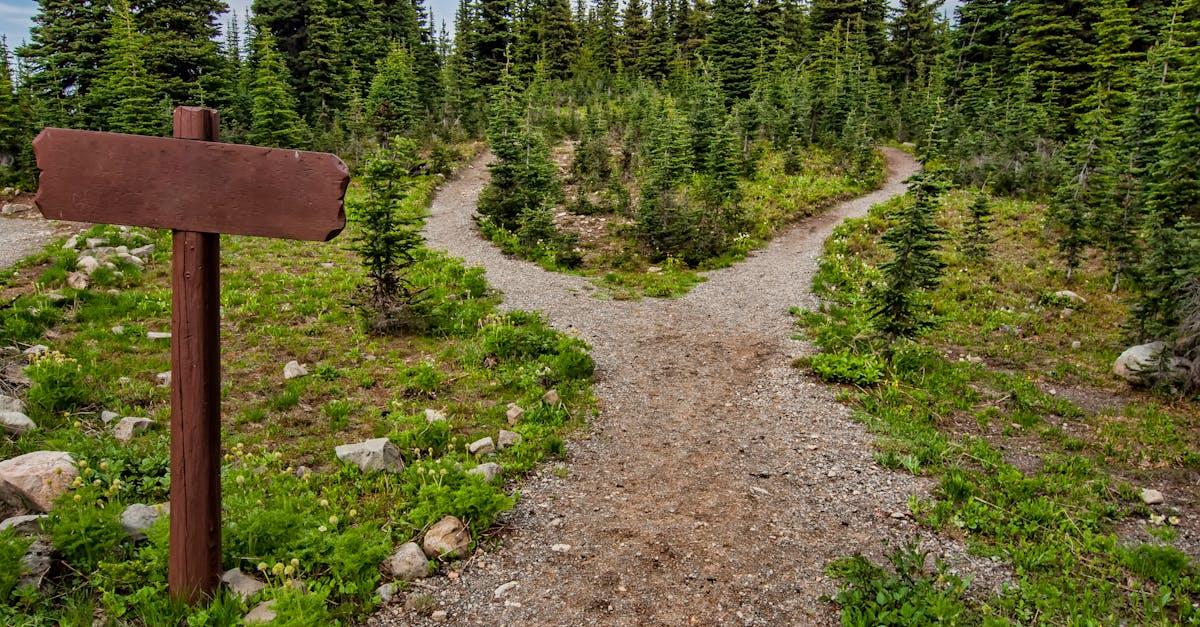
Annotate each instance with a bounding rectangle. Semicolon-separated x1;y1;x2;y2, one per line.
479;67;559;230
622;0;652;75
889;0;946;87
961;190;993;262
132;0;227;106
299;0;348;116
702;0;758;101
0;37;28;184
368;43;421;138
873;169;949;340
474;0;516;86
17;0;110;127
248;32;309;148
91;0;166;136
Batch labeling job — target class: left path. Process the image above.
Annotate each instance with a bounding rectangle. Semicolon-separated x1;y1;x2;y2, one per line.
0;216;57;270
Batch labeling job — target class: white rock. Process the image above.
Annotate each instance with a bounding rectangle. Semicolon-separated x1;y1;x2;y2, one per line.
23;345;48;357
506;403;524;425
221;568;266;601
497;430;522;450
493;581;518;599
422;515;471;558
335;438;404;473
383;542;432;581
550;544;571;553
542;389;560;405
244;600;276;624
283;360;308;380
1;411;37;436
0;514;47;534
76;256;100;274
0;394;25;414
1;202;33;215
156;371;171;387
85;238;106;249
1071;340;1082;350
146;331;171;340
0;451;77;512
425;408;447;423
376;582;398;603
117;252;144;267
62;235;79;251
1112;342;1190;385
113;416;153;442
430;610;448;623
468;436;495;455
1054;290;1086;305
1141;488;1165;505
121;503;166;539
100;410;120;424
66;272;90;290
130;244;155;258
468;462;502;482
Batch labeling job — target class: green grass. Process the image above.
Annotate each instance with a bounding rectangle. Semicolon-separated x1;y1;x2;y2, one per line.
800;191;1199;624
0;158;595;624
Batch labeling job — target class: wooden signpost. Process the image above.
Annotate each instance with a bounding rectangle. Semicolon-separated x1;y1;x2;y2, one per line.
32;107;350;603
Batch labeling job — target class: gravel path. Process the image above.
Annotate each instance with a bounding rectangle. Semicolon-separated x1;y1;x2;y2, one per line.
373;149;1004;626
0;216;56;271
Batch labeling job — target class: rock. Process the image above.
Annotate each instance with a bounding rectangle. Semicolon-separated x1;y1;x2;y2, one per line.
550;544;571;553
283;360;308;380
244;600;277;624
62;235;79;251
1113;342;1191;385
85;238;106;249
146;331;171;340
383;542;432;581
1071;340;1082;350
430;610;448;623
422;515;471;559
1054;290;1086;305
121;503;166;539
100;410;119;424
0;514;47;534
468;436;495;455
493;581;518;599
294;465;313;479
76;256;100;275
156;371;171;387
1;202;33;215
21;539;53;590
542;389;560;405
1141;488;1165;505
505;403;524;425
66;272;90;290
0;395;23;414
0;451;77;512
467;462;502;482
424;408;447;423
376;582;398;603
1;411;37;436
497;430;522;450
335;438;404;473
130;244;155;258
221;568;266;601
117;252;144;267
23;345;48;357
112;416;153;442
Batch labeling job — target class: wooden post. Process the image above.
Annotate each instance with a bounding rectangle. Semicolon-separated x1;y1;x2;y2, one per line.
168;107;223;603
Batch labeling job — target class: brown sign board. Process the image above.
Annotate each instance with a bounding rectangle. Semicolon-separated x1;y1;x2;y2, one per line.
32;127;349;241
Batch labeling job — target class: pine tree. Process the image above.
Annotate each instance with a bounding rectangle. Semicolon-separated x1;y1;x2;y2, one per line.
702;0;758;101
91;0;166;136
622;0;652;75
950;0;1009;82
0;37;29;184
809;0;888;63
474;0;516;86
1009;0;1092;133
368;43;421;138
299;0;348;116
248;33;309;148
17;0;110;127
889;0;946;87
873;169;949;340
592;0;620;73
961;190;993;262
132;0;227;106
479;67;559;231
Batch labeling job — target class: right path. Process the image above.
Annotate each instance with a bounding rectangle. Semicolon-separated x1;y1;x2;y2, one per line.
398;148;994;625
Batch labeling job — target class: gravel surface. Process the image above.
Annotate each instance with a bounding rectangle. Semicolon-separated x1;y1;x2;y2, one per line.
371;149;1009;626
0;216;56;270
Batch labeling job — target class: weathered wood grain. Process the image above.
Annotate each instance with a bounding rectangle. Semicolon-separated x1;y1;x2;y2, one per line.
32;125;349;241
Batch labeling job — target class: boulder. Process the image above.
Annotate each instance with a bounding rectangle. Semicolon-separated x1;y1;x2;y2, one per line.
1113;342;1191;385
76;256;100;275
23;345;48;357
467;462;502;482
66;272;90;290
376;582;398;603
244;601;277;624
505;403;525;425
112;417;153;442
383;542;432;581
422;515;471;559
542;389;560;405
1;202;33;215
0;514;47;534
20;539;53;590
1054;290;1086;305
0;395;24;414
62;235;79;251
283;360;308;380
497;430;522;450
130;244;155;258
156;371;171;387
0;451;77;512
0;411;36;436
121;503;166;539
335;438;404;473
468;437;495;455
221;568;266;601
1141;488;1165;505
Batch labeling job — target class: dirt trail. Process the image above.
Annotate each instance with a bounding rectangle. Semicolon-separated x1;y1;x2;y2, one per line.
375;149;998;626
0;216;56;271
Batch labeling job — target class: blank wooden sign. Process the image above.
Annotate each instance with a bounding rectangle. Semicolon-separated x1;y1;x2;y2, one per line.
33;128;350;241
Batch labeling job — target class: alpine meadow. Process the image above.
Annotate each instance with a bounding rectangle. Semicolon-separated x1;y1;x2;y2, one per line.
0;0;1198;625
